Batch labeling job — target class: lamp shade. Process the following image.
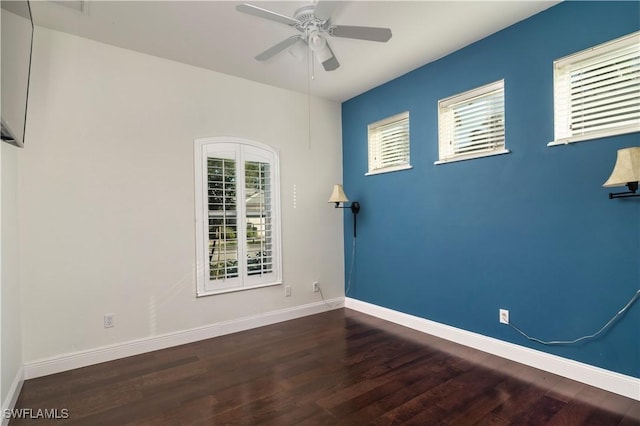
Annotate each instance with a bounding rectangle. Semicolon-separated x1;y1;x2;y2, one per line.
328;184;349;203
603;147;640;187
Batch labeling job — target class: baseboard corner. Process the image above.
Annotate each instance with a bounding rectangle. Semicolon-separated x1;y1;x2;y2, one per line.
1;365;25;426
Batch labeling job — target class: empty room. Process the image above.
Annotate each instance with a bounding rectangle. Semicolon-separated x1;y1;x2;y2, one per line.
1;0;639;424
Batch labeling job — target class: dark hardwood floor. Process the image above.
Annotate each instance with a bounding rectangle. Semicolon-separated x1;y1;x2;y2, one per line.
10;308;640;425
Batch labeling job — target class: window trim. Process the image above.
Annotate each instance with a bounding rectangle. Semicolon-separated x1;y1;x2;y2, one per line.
434;148;510;165
364;163;413;176
194;137;282;297
367;111;412;175
548;31;640;147
436;80;509;165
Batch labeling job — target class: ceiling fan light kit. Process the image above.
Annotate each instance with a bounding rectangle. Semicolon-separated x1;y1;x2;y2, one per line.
309;30;326;50
236;1;393;72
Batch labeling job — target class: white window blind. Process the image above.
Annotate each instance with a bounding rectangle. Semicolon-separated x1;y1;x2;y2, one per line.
437;80;507;164
551;31;640;145
245;160;273;280
194;138;282;296
367;111;411;175
208;156;239;283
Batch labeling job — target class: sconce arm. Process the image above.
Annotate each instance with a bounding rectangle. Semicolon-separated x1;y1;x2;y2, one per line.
609;182;640;199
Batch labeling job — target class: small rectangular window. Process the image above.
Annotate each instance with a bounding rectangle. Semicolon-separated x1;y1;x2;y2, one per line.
437;80;508;164
367;111;411;175
550;31;640;146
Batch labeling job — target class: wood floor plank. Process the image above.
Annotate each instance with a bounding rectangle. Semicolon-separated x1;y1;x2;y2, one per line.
620;402;640;425
9;308;639;425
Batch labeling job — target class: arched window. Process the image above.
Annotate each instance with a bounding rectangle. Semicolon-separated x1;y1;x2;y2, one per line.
194;137;282;296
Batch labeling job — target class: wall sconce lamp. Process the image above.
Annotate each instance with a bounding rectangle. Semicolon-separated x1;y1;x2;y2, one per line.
603;147;640;199
328;184;360;237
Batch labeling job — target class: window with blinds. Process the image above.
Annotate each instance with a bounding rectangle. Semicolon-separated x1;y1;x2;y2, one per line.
367;111;411;175
551;31;640;145
437;80;508;164
208;157;239;282
245;160;273;278
194;138;282;296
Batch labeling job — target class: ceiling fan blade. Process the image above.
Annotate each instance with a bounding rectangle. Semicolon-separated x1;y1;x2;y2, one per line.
256;36;303;61
313;0;339;21
331;25;392;42
320;42;340;71
236;3;300;27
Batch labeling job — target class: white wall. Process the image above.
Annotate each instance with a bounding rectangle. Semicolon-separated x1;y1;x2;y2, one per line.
1;6;32;146
19;27;344;363
1;142;23;405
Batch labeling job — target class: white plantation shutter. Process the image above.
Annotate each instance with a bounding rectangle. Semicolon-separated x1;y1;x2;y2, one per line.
367;111;411;174
552;31;640;145
244;150;275;286
207;155;240;286
437;80;507;163
194;138;282;296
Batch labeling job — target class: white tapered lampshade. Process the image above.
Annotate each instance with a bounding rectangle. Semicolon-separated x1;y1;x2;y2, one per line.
328;184;349;203
603;147;640;187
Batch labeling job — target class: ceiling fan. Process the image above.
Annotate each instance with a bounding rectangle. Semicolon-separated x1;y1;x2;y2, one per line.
236;1;392;71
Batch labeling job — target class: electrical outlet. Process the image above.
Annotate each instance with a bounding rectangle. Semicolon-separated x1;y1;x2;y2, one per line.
499;309;509;324
104;313;115;328
285;286;292;297
312;281;320;293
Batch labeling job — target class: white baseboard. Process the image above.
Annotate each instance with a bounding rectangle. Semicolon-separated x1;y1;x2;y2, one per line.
1;365;24;426
20;297;639;401
24;298;343;380
345;297;640;401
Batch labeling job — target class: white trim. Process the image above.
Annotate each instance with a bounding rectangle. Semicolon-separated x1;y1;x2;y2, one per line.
434;149;510;165
345;298;640;401
554;31;639;73
1;366;24;426
439;80;504;107
364;164;413;176
368;111;409;129
547;124;640;146
23;299;343;380
202;280;283;296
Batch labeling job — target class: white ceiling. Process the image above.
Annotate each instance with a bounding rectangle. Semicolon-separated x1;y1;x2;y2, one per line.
30;1;559;102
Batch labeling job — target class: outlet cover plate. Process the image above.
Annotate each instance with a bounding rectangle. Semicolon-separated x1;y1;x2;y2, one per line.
104;314;115;328
499;309;509;324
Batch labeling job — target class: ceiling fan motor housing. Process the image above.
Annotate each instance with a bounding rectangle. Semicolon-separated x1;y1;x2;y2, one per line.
293;5;330;32
294;5;332;63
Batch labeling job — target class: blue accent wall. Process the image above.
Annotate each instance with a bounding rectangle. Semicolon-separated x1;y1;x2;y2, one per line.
341;1;640;377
